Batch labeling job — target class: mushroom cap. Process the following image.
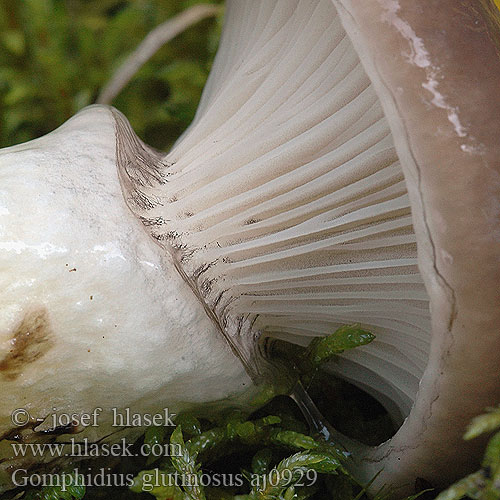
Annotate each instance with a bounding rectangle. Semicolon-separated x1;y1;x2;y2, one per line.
123;0;430;421
119;0;500;493
330;0;500;491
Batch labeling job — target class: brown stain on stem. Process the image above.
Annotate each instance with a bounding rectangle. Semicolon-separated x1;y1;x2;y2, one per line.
0;308;52;381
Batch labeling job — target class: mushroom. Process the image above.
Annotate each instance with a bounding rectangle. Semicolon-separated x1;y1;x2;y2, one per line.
0;0;499;497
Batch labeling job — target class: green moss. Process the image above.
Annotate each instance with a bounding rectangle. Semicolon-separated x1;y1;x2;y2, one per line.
0;0;224;150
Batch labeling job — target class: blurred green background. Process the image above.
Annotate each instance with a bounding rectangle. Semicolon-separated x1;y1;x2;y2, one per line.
0;0;224;150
